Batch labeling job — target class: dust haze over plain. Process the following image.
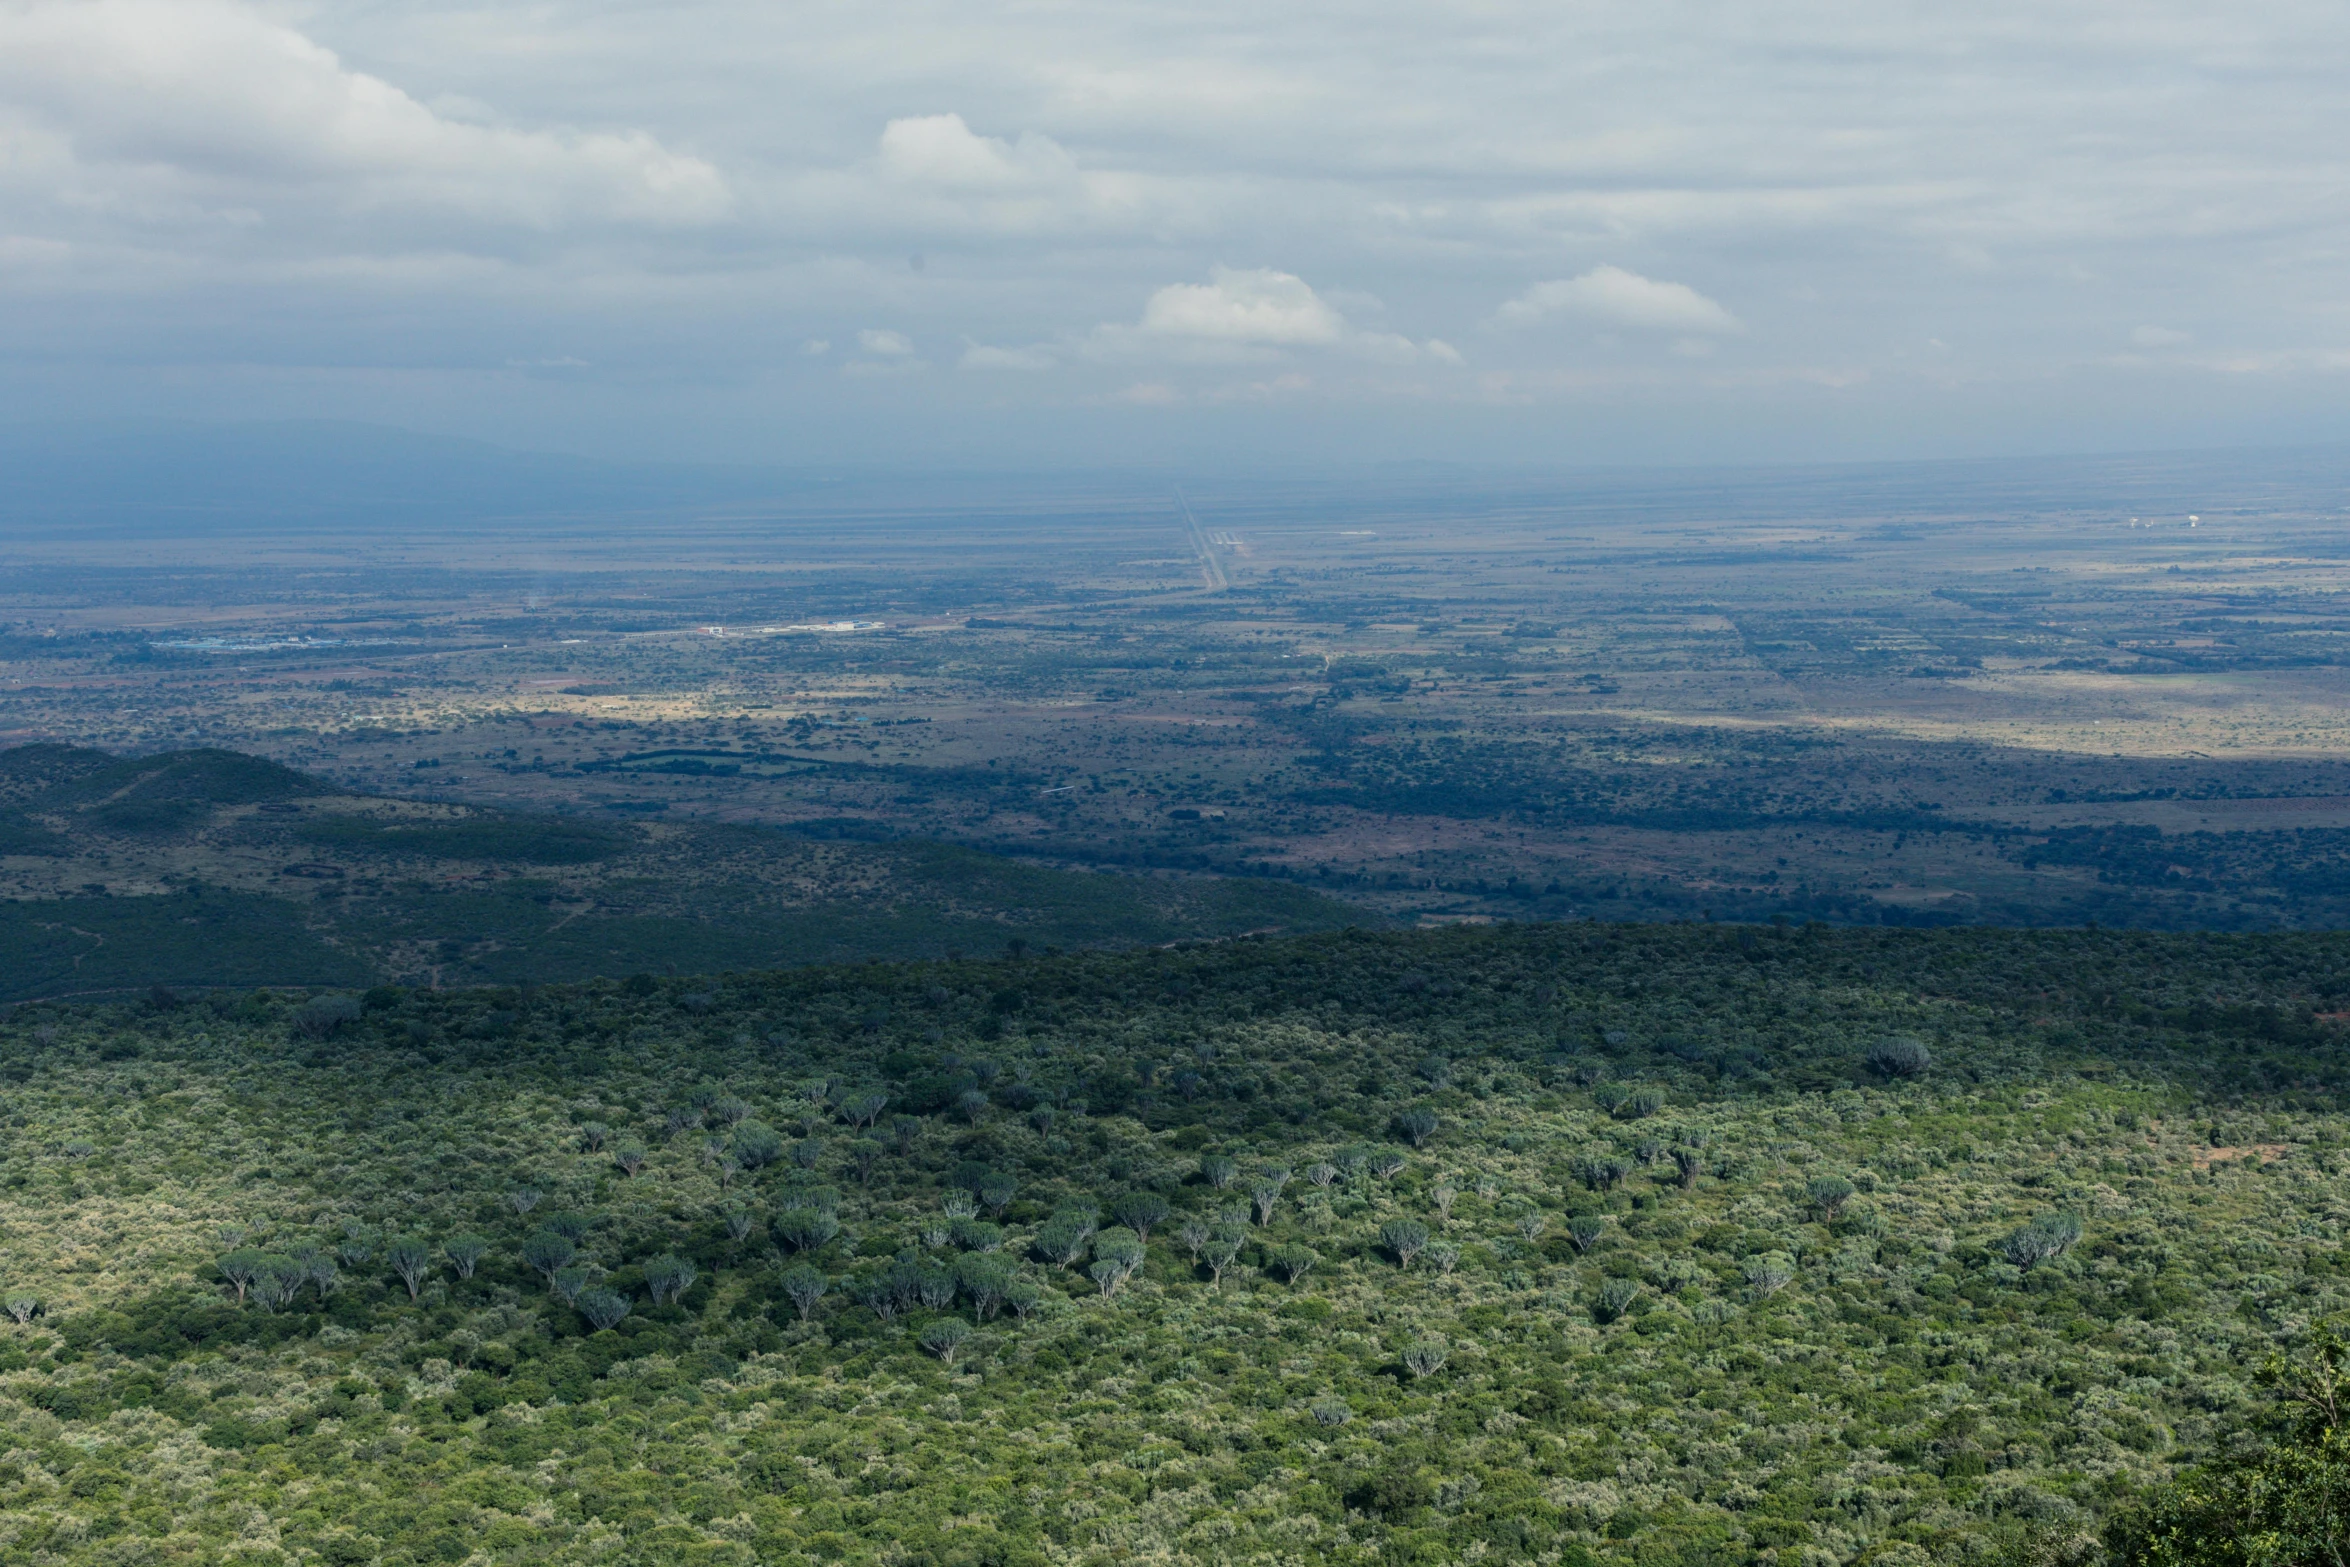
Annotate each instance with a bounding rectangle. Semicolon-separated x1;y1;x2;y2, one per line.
2;0;2347;471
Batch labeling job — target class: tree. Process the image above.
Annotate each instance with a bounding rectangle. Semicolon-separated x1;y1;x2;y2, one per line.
2004;1212;2084;1270
1177;1219;1211;1261
1395;1107;1439;1147
955;1255;1015;1319
1806;1175;1857;1220
723;1208;758;1247
1403;1338;1449;1378
919;1318;972;1365
578;1288;632;1331
1033;1211;1096;1268
1306;1162;1338;1189
444;1235;488;1281
611;1141;648;1177
386;1237;433;1302
772;1209;840;1254
1568;1214;1607;1253
1614;1088;1666;1120
1203;1229;1245;1286
916;1267;957;1310
1424;1242;1460;1276
520;1231;577;1287
1111;1192;1169;1240
979;1176;1019;1216
552;1267;591;1306
2107;1324;2350;1567
293;993;363;1039
506;1187;542;1217
1866;1035;1932;1078
956;1089;989;1126
1381;1220;1430;1268
1268;1245;1318;1284
2;1291;36;1325
1201;1155;1239;1189
1592;1278;1641;1324
780;1264;828;1322
732;1121;785;1171
1671;1144;1706;1189
1743;1252;1796;1296
253;1257;304;1311
218;1248;269;1305
1091;1229;1145;1296
643;1254;697;1305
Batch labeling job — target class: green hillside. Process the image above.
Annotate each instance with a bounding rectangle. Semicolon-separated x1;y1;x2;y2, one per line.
0;922;2344;1564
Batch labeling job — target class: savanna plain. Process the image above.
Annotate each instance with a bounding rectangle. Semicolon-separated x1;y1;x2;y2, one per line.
2;439;2349;1566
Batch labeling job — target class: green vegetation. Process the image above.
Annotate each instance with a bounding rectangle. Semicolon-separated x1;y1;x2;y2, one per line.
0;921;2348;1563
0;746;1370;998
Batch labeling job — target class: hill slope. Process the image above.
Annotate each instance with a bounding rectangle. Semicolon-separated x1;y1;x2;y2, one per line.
0;922;2344;1563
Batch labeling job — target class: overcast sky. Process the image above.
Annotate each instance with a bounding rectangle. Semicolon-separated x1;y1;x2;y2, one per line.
2;0;2345;469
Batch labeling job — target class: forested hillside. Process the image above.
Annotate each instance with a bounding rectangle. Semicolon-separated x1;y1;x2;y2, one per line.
0;921;2346;1565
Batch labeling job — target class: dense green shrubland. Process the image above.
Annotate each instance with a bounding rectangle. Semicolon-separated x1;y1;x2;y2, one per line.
0;922;2347;1565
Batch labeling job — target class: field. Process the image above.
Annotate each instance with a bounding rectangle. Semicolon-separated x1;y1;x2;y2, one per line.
5;443;2350;938
0;923;2346;1564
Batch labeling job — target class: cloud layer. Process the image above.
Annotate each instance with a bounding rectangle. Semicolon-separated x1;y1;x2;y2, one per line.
2;0;2347;464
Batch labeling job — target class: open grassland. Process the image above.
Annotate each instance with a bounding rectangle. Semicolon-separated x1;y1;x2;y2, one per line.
0;923;2346;1564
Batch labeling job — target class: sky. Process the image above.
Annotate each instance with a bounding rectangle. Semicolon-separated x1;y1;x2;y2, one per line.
1;0;2346;470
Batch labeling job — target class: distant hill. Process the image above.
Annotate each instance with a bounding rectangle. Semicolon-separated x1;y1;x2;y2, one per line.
0;745;1373;1000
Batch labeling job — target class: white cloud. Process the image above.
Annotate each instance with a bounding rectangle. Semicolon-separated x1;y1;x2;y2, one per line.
2131;324;2192;348
858;328;915;356
1087;267;1464;367
1140;267;1348;346
1496;266;1742;334
0;0;728;231
878;114;1075;190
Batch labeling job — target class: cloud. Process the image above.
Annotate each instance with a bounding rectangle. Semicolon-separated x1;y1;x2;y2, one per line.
0;0;729;231
858;328;915;356
2131;325;2192;348
1495;266;1742;334
1140;267;1348;347
877;114;1076;191
1087;267;1463;366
